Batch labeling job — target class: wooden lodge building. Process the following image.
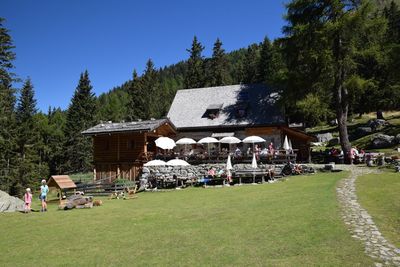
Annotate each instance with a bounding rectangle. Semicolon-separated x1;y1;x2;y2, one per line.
83;84;315;181
82;119;177;181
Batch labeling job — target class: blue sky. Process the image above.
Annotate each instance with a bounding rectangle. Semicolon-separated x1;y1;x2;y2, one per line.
2;0;287;111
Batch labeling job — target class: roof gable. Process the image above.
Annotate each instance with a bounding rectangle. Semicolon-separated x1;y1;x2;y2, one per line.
167;84;285;129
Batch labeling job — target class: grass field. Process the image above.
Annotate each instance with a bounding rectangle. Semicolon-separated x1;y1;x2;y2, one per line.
356;172;400;248
0;172;374;266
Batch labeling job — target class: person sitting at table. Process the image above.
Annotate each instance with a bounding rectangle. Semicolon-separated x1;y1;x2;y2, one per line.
268;142;275;155
234;147;242;158
246;147;252;157
255;144;261;160
267;165;275;181
188;148;194;158
208;167;215;178
260;147;268;156
216;169;224;178
294;164;303;175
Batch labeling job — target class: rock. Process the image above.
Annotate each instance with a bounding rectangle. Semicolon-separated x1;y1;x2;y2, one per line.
395;134;400;144
371;134;395;149
355;127;372;138
368;119;388;131
329;119;338;126
324;163;335;170
316;133;333;143
0;190;24;212
328;137;340;147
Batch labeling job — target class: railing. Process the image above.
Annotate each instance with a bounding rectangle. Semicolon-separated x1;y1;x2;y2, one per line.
151;150;298;164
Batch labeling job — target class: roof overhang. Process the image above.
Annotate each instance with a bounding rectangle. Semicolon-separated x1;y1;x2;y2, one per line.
47;175;77;190
82;118;177;136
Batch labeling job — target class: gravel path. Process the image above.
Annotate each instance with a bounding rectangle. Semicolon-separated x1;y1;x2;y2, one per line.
336;166;400;266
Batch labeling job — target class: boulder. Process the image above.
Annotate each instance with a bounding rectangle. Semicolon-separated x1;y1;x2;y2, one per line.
0;190;24;212
371;134;395;149
368;119;388;131
328;137;340;147
395;134;400;144
329;119;338;126
355;127;372;138
316;133;333;143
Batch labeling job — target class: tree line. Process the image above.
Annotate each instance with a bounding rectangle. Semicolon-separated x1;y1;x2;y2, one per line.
1;0;399;194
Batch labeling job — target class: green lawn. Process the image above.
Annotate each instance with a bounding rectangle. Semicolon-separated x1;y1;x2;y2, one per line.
356;172;400;247
0;172;373;267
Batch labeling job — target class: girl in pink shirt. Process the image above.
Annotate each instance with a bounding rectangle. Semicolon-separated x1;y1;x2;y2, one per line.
24;188;32;213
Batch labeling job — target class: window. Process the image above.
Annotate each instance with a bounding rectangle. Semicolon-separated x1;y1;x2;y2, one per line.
202;104;223;120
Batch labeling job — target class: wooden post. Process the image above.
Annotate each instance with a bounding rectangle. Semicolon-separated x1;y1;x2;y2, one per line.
144;133;148;153
93;167;96;181
59;189;62;205
117;134;120;161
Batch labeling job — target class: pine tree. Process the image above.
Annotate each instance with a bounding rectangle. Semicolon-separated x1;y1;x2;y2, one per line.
16;78;37;157
208;38;230;86
127;69;146;121
14;78;43;195
243;44;260;84
0;18;17;192
184;36;205;88
65;71;97;173
141;59;159;119
257;37;273;84
47;108;66;174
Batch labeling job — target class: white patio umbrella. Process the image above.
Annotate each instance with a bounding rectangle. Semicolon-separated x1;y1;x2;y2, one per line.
243;135;266;153
155;137;176;150
242;136;266;143
198;137;219;144
289;138;293;150
198;137;219;159
176;138;196;154
251;153;258;169
166;159;190;166
283;135;290;150
176;138;196;145
226;154;233;170
220;136;241;144
220;136;241;153
143;159;167;166
251;153;258;184
225;154;233;186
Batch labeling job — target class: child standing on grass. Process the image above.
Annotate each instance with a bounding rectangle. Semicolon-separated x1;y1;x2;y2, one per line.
40;179;49;212
24;188;32;213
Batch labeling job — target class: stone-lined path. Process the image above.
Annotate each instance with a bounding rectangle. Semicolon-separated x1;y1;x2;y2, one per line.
336;166;400;266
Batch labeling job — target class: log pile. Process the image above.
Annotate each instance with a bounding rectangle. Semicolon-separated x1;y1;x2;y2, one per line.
59;194;95;210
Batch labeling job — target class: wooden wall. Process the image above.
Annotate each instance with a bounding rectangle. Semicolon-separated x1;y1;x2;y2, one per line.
93;132;146;162
93;132;146;181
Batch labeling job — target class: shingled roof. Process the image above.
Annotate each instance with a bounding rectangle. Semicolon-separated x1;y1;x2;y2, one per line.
82;118;175;135
47;175;76;190
167;84;285;130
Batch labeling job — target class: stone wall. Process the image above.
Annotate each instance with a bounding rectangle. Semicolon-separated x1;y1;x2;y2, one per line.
143;163;278;179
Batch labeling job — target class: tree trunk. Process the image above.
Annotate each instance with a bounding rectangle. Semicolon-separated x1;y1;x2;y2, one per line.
334;34;352;164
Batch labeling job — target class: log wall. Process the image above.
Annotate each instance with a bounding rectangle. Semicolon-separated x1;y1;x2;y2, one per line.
93;133;146;181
